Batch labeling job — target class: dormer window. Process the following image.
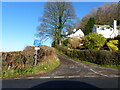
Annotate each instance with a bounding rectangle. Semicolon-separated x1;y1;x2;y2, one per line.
100;27;105;30
110;28;112;31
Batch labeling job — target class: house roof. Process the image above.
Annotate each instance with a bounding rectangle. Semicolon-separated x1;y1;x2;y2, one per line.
64;29;78;36
61;29;84;38
117;26;120;28
67;29;82;35
94;24;120;30
94;24;111;28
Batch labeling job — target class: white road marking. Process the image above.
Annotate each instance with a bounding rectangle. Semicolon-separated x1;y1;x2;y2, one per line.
14;78;20;79
90;69;108;77
53;76;65;78
79;63;110;77
13;75;120;80
65;55;119;77
68;76;80;78
27;77;34;79
39;77;51;79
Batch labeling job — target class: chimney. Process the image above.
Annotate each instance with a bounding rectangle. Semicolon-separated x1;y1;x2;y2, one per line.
73;29;76;32
65;31;68;35
113;20;117;30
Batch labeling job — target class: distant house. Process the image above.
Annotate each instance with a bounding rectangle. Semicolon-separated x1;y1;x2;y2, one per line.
92;20;120;38
62;29;84;39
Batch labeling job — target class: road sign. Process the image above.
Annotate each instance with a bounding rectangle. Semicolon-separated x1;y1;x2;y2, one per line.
35;47;40;50
33;40;41;46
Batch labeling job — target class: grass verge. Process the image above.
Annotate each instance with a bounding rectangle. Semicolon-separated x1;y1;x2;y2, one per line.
2;56;60;79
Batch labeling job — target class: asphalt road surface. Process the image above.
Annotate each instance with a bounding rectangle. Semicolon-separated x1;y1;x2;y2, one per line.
2;77;119;89
2;53;120;89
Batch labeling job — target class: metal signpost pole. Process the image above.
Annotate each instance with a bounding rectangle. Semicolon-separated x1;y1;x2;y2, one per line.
33;39;41;66
34;47;37;66
34;46;40;66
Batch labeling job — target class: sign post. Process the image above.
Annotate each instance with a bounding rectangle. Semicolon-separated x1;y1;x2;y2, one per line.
33;40;41;66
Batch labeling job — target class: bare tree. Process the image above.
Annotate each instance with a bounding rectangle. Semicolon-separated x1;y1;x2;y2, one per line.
78;9;97;30
95;3;119;25
37;1;76;46
80;14;90;29
78;2;119;30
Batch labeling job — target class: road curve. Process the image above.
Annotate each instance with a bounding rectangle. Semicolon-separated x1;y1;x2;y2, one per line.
22;53;119;78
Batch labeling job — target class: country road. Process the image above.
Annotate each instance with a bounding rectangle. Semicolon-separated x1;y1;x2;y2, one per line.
30;53;119;78
2;77;119;89
2;53;119;89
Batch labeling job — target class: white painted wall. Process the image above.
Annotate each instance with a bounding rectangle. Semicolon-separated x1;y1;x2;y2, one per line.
92;20;119;38
93;26;119;38
113;20;117;30
118;30;120;35
67;29;84;38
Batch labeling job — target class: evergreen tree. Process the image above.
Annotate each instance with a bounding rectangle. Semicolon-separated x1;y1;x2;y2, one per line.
84;17;95;35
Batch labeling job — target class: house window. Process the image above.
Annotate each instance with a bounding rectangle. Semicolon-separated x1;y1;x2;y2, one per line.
100;27;105;30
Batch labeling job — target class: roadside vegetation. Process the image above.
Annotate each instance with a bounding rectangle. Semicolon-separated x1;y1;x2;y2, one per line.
1;2;119;78
79;3;119;32
50;2;120;69
55;33;120;69
57;48;120;69
1;46;60;79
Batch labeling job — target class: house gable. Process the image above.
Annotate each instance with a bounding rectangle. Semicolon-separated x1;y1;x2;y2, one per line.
62;29;84;39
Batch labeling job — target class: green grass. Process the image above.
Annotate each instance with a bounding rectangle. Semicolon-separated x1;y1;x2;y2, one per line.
2;57;60;79
73;57;120;69
57;49;120;69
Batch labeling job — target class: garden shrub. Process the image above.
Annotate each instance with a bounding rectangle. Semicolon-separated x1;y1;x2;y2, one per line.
107;40;119;51
83;33;106;50
69;37;81;49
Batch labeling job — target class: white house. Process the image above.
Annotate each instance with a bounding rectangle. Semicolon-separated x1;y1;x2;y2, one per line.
65;29;84;39
92;20;120;38
118;26;120;35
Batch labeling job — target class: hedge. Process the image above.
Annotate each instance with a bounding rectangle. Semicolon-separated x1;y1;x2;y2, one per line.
57;46;120;65
2;45;57;70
